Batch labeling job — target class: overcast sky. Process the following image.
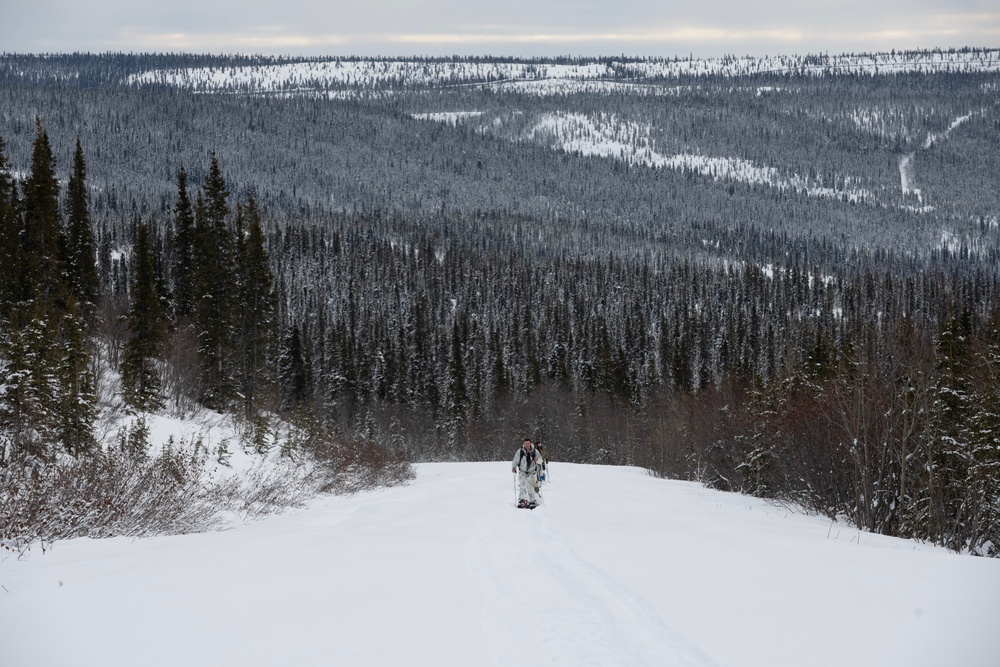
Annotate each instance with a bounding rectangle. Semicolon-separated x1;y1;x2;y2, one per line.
4;1;998;58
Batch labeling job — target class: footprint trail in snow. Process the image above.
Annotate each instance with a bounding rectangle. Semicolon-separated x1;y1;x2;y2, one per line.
465;491;719;667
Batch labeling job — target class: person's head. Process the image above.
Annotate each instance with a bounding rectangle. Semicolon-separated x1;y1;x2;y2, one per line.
522;438;532;450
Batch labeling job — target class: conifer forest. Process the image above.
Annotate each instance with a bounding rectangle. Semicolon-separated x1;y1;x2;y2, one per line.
1;50;999;554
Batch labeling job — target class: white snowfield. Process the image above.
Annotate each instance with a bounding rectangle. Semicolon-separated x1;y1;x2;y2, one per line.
2;462;998;667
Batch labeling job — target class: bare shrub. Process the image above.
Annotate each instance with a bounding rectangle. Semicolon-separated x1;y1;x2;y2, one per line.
312;439;415;493
299;421;415;494
207;458;321;521
0;447;217;556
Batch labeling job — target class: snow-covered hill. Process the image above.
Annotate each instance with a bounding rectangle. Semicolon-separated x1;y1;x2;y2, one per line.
2;463;996;667
126;60;613;91
127;49;1000;93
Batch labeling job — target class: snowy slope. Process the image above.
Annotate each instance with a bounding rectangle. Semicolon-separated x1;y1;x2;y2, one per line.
1;463;997;667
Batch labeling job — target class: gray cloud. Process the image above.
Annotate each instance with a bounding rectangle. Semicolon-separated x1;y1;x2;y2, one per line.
3;1;997;56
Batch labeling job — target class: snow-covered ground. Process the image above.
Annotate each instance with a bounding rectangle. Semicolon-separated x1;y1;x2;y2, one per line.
2;462;997;667
410;110;485;126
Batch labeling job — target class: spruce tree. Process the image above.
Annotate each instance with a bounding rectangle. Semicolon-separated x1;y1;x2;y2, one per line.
0;136;21;321
448;320;468;423
64;139;99;311
916;308;976;549
490;327;509;401
1;122;95;462
234;195;277;418
60;145;100;455
121;221;168;411
279;325;310;412
0;305;59;462
170;167;196;320
192;155;237;410
962;311;1000;555
21;118;65;309
54;297;97;455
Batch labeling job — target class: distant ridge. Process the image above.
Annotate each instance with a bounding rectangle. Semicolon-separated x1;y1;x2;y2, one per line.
125;47;1000;91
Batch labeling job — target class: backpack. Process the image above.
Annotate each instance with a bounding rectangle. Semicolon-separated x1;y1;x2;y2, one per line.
517;447;539;473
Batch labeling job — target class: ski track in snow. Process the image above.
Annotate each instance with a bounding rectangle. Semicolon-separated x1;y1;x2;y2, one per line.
465;494;717;666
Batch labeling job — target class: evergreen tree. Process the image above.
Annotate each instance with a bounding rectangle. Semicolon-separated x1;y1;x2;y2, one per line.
0;122;95;462
0;136;21;320
279;324;311;411
0;306;59;462
64;139;99;311
193;155;237;410
234;195;277;418
962;311;1000;555
58;142;100;457
121;221;168;410
20;118;65;309
916;308;976;549
170;167;196;320
448;320;468;424
54;297;97;455
489;326;509;402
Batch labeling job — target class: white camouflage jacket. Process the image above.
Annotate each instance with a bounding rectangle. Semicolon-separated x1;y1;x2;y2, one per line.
512;446;541;475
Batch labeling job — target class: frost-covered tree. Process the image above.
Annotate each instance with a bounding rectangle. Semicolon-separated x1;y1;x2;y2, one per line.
0;306;60;462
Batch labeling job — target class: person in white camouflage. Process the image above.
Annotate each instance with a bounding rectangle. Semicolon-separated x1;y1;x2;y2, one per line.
512;437;542;508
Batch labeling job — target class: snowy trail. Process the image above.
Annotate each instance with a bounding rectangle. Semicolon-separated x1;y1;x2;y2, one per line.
923;112;974;150
2;462;998;667
899;110;977;200
465;487;716;666
898;152;918;198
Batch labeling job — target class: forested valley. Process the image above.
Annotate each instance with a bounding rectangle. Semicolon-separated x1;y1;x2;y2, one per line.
1;50;999;554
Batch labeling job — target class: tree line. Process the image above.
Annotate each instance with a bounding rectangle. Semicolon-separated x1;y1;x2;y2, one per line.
1;121;998;554
0;123;276;463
